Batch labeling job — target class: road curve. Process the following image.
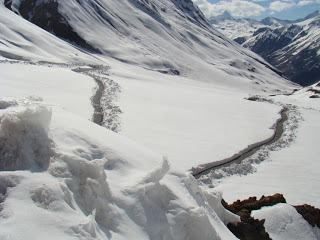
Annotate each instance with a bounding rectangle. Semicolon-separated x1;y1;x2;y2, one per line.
72;66;105;125
192;107;288;179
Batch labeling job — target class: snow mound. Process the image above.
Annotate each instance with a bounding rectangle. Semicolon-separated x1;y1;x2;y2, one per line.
141;157;170;183
0;105;53;171
0;101;239;240
0;98;17;110
57;156;120;231
252;203;318;240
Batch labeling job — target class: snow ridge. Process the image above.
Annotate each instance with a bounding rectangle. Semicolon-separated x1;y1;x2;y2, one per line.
0;100;239;240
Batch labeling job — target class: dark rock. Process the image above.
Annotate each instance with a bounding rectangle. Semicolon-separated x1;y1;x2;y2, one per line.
222;194;287;240
234;37;247;45
295;204;320;228
5;0;100;53
223;193;320;240
308;88;320;94
228;193;286;215
227;217;272;240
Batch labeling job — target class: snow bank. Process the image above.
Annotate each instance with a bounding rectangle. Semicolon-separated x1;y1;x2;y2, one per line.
0;98;17;109
252;203;318;240
0;103;52;171
0;101;239;240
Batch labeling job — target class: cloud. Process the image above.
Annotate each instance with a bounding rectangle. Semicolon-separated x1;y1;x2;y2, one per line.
269;1;296;12
298;0;315;5
194;0;266;18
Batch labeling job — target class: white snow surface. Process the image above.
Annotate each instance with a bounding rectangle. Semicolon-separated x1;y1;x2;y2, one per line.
0;4;100;64
205;87;320;209
0;62;96;120
211;19;270;40
252;204;318;240
0;99;240;240
108;61;283;171
0;0;297;93
0;0;319;239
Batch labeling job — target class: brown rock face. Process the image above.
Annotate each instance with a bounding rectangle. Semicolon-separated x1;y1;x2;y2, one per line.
227;217;271;240
228;193;286;215
294;204;320;228
222;194;287;240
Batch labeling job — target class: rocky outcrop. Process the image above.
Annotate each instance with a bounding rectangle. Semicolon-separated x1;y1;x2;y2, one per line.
222;194;286;240
227;216;271;240
228;193;286;215
223;193;320;240
4;0;100;53
294;204;320;228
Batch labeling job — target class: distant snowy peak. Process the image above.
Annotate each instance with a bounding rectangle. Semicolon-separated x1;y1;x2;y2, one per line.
211;10;320;41
211;10;320;86
210;15;267;40
209;11;234;24
260;17;291;27
295;10;320;23
241;14;320;86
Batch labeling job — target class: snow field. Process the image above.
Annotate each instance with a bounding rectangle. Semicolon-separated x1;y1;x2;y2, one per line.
0;0;317;238
108;63;284;171
207;91;320;209
0;62;96;120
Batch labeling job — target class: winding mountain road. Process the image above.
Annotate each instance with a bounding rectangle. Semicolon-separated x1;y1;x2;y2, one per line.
72;66;105;125
192;107;288;179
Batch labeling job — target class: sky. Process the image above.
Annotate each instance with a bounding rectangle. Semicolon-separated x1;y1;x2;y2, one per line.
193;0;320;20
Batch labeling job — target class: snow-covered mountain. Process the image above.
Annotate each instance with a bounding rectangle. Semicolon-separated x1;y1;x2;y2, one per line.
3;0;295;92
210;11;288;40
243;14;320;86
1;0;320;239
211;11;320;86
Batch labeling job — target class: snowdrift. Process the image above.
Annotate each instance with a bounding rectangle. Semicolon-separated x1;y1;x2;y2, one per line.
0;98;240;240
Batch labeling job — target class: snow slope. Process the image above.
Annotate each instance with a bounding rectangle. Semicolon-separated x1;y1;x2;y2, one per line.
0;98;240;240
1;0;318;239
3;0;296;92
108;61;284;171
0;0;299;172
0;62;96;120
0;4;100;64
202;84;320;209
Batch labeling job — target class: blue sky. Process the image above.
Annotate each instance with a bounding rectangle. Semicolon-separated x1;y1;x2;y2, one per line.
194;0;320;20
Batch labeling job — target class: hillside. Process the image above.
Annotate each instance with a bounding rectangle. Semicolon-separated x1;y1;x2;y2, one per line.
211;11;320;86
